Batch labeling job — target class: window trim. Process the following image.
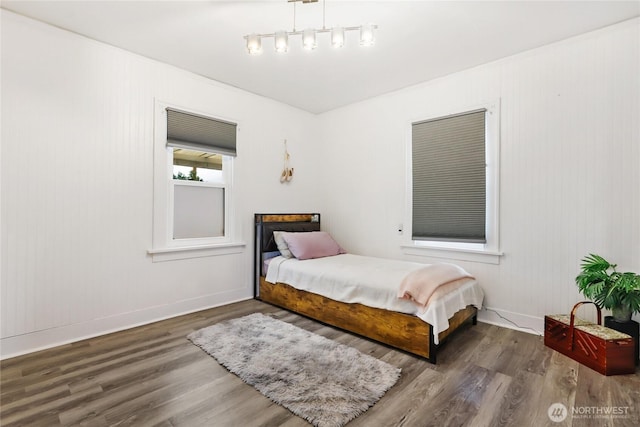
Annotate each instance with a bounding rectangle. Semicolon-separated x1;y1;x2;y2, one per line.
403;99;502;264
150;100;244;262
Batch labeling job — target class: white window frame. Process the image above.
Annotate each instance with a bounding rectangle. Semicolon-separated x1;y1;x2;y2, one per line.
149;100;244;262
402;99;502;264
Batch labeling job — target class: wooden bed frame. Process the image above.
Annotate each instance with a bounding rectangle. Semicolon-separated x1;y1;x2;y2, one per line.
254;213;478;363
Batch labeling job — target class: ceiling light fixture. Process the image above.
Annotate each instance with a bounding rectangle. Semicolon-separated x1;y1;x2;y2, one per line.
244;0;377;55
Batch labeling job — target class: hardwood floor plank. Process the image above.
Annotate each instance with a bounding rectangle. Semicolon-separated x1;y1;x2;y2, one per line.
608;377;640;427
491;370;546;427
109;371;234;426
3;335;182;398
432;326;485;369
0;384;71;415
532;351;579;427
1;300;638;427
1;382;102;427
571;363;640;427
60;356;216;425
466;371;513;426
349;362;443;426
166;377;258;426
522;336;554;376
573;364;612;427
404;364;495;427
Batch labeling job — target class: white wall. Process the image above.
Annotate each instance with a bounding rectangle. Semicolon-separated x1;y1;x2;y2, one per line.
0;10;323;358
317;18;640;333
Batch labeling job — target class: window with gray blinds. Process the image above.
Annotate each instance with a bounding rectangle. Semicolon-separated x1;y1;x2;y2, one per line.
166;108;237;157
412;109;486;243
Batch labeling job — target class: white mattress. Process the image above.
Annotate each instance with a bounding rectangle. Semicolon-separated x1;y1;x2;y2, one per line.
265;253;484;344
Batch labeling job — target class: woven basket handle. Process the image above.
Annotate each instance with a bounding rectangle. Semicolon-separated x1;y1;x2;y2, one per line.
568;301;602;350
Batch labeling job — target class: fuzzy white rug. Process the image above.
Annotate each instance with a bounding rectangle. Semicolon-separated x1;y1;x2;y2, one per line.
188;313;401;427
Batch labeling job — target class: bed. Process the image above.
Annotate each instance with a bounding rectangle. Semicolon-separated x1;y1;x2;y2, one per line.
254;213;483;363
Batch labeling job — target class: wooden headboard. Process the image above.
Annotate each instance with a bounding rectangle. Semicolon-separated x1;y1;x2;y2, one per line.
254;213;320;297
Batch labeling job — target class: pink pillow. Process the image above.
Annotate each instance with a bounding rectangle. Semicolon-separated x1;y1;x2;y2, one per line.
281;231;346;260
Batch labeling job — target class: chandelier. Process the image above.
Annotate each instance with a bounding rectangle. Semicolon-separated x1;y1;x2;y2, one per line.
244;0;377;54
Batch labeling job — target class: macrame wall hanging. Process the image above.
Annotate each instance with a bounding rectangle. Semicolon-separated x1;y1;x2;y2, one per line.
280;139;293;183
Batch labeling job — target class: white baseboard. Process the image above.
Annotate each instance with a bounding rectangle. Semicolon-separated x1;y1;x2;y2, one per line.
477;306;545;337
0;289;252;360
2;299;551;359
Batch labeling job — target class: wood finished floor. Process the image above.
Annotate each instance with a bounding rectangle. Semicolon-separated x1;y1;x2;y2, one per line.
1;300;639;427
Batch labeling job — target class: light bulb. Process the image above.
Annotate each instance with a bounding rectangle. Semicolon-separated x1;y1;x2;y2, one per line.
247;34;262;55
275;31;288;53
331;27;345;48
360;24;375;47
302;29;317;50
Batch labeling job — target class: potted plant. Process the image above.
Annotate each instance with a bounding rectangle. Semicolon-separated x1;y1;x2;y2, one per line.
575;254;640;322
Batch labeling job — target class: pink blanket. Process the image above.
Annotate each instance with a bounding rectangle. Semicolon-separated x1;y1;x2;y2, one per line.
397;263;474;311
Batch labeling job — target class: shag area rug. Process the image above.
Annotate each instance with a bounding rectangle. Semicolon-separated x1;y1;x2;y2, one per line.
187;313;401;427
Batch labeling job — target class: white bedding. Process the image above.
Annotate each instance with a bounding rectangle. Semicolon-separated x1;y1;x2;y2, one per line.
265;253;484;344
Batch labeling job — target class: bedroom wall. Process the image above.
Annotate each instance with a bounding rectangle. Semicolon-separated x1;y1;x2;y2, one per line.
317;18;640;333
0;10;323;358
2;10;638;358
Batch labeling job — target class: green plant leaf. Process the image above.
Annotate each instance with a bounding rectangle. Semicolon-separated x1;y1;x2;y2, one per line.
622;291;640;314
575;254;640;314
579;254;614;273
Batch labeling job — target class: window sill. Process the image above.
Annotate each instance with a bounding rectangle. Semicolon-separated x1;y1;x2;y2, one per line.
401;244;503;265
148;242;245;262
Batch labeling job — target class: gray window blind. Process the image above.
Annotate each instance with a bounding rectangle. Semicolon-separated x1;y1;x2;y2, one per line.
412;109;486;243
166;108;237;157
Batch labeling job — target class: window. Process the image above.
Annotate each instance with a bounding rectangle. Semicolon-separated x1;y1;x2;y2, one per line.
150;103;244;261
172;148;226;239
405;101;501;263
412;109;486;243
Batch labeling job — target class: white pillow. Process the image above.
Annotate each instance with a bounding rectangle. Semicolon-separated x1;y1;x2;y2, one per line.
273;231;294;258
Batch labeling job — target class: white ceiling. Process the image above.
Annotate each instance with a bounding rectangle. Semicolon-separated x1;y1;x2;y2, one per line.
2;1;639;114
